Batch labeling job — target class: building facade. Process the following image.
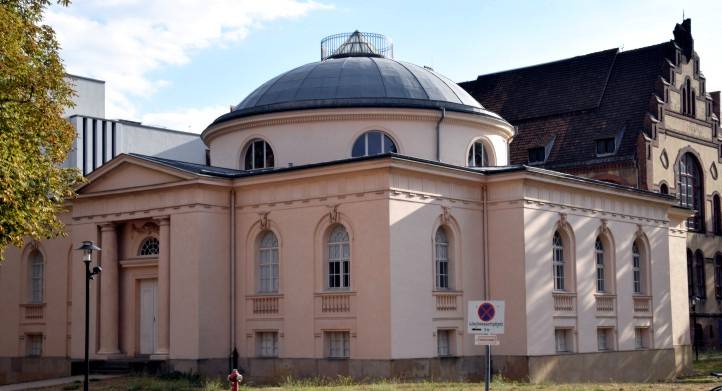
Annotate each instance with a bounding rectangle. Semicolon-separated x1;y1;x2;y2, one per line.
0;32;692;384
461;19;722;350
63;74;207;175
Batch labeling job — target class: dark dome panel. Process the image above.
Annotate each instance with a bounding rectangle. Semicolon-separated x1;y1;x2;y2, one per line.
210;57;502;127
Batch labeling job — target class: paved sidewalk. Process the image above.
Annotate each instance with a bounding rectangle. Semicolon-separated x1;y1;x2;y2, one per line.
0;375;121;391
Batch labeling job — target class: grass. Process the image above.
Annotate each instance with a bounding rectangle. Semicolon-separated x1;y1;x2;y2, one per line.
31;353;722;391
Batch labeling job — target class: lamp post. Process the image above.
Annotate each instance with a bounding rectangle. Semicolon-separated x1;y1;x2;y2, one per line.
77;241;101;391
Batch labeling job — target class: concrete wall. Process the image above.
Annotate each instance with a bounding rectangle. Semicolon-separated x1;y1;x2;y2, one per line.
64;75;105;118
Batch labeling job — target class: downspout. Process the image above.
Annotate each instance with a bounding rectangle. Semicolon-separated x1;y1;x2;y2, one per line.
482;184;490;300
229;188;237;371
435;107;446;161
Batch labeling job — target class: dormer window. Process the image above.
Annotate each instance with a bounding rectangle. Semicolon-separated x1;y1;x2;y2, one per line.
528;147;545;164
595;138;615;156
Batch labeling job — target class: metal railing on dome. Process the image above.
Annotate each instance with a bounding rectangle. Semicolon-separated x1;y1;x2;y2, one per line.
321;31;393;60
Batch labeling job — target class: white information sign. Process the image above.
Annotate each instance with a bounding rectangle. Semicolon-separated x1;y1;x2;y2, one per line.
474;335;500;346
467;300;505;335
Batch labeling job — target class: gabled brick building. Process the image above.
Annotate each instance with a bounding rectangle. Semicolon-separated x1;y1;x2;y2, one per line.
462;19;722;349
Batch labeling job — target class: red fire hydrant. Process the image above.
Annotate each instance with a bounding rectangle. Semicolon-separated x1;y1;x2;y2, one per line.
228;369;242;391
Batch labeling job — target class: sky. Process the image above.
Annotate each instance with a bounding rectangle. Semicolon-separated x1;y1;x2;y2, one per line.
46;0;722;134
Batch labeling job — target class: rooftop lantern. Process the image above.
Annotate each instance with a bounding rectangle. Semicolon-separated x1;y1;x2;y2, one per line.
321;31;393;60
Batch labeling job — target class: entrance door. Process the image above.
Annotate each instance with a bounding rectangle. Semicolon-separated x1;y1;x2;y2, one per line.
139;279;157;355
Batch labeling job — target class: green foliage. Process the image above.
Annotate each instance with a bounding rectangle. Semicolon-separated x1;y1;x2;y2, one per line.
0;0;82;260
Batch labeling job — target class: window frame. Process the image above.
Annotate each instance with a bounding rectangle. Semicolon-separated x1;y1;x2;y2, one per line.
243;138;275;171
595;138;616;156
351;130;398;158
257;231;280;294
325;331;350;358
595;238;605;293
434;227;450;290
715;254;722;300
256;331;279;358
138;236;160;257
437;329;453;357
467;139;491;167
678;152;705;232
326;225;351;290
28;250;44;304
695;250;706;300
714;194;722;236
553;232;565;291
632;242;642;294
597;328;614;352
25;334;43;357
554;328;572;353
528;147;546;164
634;327;650;349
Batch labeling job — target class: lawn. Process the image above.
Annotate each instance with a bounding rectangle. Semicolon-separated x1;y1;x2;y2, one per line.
32;354;722;391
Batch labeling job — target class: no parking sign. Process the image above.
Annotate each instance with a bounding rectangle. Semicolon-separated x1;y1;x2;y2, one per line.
467;300;505;335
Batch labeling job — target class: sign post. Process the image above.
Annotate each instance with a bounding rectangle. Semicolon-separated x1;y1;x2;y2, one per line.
468;300;505;391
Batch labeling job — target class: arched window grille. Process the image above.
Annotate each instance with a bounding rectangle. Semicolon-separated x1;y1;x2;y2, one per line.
715;254;722;300
351;131;397;157
327;225;350;289
695;250;706;299
553;232;565;291
138;237;159;256
632;242;642;294
678;153;704;231
257;231;279;293
435;227;450;289
595;238;605;292
467;140;490;167
28;250;44;304
243;139;274;170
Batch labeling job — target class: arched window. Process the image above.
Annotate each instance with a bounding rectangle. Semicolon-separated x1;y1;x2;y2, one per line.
595;238;605;292
138;237;159;256
678;153;704;231
714;195;722;236
553;232;565;291
351;131;397;157
434;227;450;289
659;183;669;195
28;250;44;304
467;140;490;167
695;250;706;299
327;225;350;289
715;254;722;300
682;78;696;117
243;139;274;170
257;231;279;293
632;242;642;294
687;249;695;299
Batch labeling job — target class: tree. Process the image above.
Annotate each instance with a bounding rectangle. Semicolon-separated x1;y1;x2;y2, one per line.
0;0;82;260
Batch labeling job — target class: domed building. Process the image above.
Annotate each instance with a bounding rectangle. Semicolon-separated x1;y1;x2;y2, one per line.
0;32;691;384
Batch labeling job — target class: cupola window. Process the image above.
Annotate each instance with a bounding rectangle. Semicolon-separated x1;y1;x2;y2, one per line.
243;139;274;170
351;131;397;157
467;140;490;167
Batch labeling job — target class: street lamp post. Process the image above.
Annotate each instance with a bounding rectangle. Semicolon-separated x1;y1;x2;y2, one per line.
77;241;101;391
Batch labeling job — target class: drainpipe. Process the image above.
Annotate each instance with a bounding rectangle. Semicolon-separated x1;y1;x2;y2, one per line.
482;184;490;300
229;188;237;371
436;107;446;161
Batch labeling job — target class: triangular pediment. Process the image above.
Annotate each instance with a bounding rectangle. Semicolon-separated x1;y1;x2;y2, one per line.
78;155;196;195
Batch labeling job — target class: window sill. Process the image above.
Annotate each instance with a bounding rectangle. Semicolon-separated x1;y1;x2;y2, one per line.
325;357;350;360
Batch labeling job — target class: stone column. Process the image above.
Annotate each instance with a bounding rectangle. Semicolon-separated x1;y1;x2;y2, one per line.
98;222;120;355
154;216;170;357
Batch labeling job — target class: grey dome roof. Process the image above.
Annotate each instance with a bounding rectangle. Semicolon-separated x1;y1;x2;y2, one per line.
210;57;502;126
